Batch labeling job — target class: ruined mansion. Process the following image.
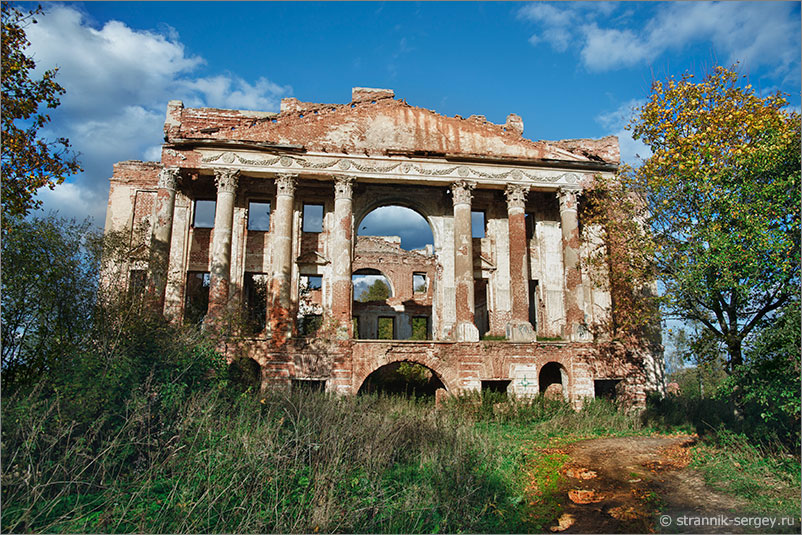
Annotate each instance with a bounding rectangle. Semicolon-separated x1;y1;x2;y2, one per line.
104;87;664;405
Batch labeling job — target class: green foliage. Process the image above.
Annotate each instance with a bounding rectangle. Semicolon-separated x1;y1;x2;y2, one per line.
1;215;101;391
1;4;81;218
628;65;801;369
718;301;801;447
358;279;390;302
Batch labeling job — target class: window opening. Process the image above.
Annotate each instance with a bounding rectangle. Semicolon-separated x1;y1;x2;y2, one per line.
528;280;538;330
352;316;360;339
378;316;394;340
594;379;621;400
248;201;271;231
471;210;485;238
525;211;536;240
413;272;428;293
292;379;326;392
193;200;216;228
184;271;210;324
243;272;268;334
411;316;429;340
481;380;511;396
302;203;324;232
298;314;322;336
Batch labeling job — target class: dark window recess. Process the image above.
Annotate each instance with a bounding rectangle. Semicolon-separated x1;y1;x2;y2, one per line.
525;212;536;240
302;204;324;232
594;379;621;400
481;380;511;396
248;201;271;231
193;200;216;228
352;316;360;339
411;316;429;340
184;271;210;324
292;379;326;392
378;316;394;340
413;272;427;293
243;273;268;334
474;278;489;338
298;314;322;336
128;269;147;300
471;210;486;238
528;280;538;330
229;358;261;391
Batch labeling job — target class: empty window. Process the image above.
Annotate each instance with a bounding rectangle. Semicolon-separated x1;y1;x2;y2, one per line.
298;314;322;336
471;211;485;238
248;201;271;231
413;272;428;293
378;316;394;340
525;212;536;240
184;271;210;324
411;316;429;340
193;200;216;228
302;204;324;232
529;280;538;330
482;380;511;396
301;274;322;290
594;379;621;400
243;273;269;334
292;379;326;392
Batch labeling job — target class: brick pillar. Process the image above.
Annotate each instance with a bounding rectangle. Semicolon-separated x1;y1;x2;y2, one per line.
268;173;297;344
146;167;178;312
558;187;587;340
505;184;536;342
206;168;239;322
452;180;479;342
330;175;355;339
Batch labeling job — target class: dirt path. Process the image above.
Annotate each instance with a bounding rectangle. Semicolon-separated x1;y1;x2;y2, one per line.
545;435;768;534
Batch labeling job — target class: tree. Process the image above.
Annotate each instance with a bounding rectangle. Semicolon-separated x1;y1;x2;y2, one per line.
627;65;801;372
358;279;390;302
1;4;81;218
1;216;101;390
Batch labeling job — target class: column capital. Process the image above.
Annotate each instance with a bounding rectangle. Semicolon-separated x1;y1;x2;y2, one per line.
334;175;356;200
275;173;298;197
158;167;180;191
558;187;580;213
504;183;529;210
214;168;240;194
452;180;476;206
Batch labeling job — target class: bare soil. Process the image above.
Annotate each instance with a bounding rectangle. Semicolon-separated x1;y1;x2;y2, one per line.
544;435;792;534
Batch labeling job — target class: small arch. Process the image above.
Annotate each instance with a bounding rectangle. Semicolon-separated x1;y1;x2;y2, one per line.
358;360;446;398
354;199;439;252
539;361;569;402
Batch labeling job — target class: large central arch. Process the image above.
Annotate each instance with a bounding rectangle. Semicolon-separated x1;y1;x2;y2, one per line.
352;353;458;394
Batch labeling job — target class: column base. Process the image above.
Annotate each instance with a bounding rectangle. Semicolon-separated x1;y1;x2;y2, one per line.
505;321;537;342
455;322;480;342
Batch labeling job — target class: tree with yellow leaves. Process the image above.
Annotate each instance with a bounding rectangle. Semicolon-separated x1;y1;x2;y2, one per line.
628;65;800;371
1;4;81;219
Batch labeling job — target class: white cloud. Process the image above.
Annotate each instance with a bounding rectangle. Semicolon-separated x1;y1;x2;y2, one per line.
34;182;108;224
518;2;801;78
596;99;651;166
25;5;291;226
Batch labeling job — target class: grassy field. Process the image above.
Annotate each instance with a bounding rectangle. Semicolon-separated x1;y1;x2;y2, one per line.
2;386;799;533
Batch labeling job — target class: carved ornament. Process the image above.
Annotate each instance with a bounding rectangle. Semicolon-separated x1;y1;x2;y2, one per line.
214;168;239;193
334;175;355;200
451;180;476;206
158;167;179;190
504;183;529;209
275;173;298;197
558;187;579;213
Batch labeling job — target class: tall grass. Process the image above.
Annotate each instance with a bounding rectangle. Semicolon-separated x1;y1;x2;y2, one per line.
2;387;528;533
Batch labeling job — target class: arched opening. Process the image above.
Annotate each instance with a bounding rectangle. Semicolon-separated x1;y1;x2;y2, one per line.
229;357;261;392
358;205;434;252
358;361;446;398
353;204;436;340
539;362;569;401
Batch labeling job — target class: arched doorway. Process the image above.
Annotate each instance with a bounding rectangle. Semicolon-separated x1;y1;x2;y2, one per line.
358;360;446;398
229;357;262;392
539;362;569;401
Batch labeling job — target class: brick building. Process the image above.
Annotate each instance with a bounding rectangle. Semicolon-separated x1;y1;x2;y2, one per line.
104;87;664;405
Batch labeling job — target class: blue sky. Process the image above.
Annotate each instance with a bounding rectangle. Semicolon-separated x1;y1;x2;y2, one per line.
22;1;801;226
